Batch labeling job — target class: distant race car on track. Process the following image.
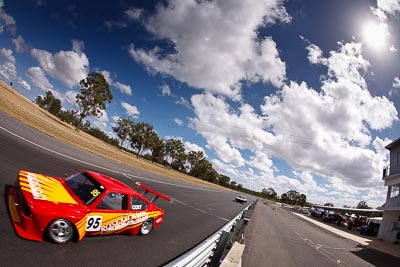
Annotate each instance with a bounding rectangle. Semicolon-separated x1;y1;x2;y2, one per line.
235;195;247;204
7;170;172;244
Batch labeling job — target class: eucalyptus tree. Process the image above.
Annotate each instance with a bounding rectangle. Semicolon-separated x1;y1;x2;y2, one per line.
230;181;237;190
35;91;62;116
287;190;300;205
356;201;369;209
262;188;278;200
186;150;206;176
218;174;230;187
130;122;156;158
75;72;112;130
112;117;134;147
298;193;307;206
149;132;165;164
194;158;214;181
281;193;288;203
164;138;186;170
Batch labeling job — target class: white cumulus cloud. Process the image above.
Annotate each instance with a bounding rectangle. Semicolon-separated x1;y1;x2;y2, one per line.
261;42;397;186
189;41;397;207
115;81;132;95
64;90;78;105
121;101;140;118
26;66;53;91
174;118;183;126
129;0;290;98
12;35;28;53
18;79;31;90
0;0;16;34
394;77;400;88
30;44;89;88
100;70;133;95
184;141;207;156
92;110;109;129
0;47;17;81
376;0;400;17
161;84;171;96
125;7;143;20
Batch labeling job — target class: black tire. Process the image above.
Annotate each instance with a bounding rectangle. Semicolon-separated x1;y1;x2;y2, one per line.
139;218;153;235
46;218;74;244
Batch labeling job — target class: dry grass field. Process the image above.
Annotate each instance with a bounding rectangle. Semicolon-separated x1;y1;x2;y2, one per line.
0;81;223;189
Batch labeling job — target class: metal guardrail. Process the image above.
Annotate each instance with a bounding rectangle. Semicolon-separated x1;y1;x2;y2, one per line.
165;199;257;267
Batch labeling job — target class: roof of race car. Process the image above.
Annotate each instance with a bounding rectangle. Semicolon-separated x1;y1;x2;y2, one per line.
85;170;139;194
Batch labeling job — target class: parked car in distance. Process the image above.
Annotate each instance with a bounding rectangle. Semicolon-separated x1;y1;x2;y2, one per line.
302;207;311;215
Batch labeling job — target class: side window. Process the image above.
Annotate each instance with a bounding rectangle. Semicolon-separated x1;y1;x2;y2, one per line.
390;185;400;199
397;152;400;167
97;192;128;210
130;196;148;211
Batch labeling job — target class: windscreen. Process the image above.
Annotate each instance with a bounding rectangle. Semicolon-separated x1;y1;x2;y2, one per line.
65;172;105;204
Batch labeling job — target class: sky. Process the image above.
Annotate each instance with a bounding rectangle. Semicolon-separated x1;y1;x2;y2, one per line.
1;0;400;208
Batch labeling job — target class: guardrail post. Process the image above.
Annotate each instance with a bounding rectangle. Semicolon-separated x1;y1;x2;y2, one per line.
209;231;231;267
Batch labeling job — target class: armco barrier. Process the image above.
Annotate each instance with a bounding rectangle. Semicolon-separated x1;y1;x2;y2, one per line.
165;199;257;267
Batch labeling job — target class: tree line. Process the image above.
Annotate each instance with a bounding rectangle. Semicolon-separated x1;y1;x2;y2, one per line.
259;188;307;207
258;188;373;209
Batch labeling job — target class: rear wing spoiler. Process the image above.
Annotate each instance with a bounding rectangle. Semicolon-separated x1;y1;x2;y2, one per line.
135;182;174;203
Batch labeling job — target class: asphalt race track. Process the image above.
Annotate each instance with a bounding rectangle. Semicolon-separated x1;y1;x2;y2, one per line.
0;111;254;266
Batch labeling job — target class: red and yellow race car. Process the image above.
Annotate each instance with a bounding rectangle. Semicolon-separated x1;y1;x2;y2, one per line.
7;170;172;243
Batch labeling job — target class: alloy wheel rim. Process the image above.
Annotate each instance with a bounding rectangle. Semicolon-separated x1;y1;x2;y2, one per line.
50;220;72;242
141;220;152;235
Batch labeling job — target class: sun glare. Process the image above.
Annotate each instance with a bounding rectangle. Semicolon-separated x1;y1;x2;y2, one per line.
362;21;389;51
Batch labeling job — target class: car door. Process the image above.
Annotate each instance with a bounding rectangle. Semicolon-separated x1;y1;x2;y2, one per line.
85;192;130;236
123;195;151;234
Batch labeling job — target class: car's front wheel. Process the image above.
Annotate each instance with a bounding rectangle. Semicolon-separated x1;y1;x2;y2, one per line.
139;218;153;235
47;218;74;244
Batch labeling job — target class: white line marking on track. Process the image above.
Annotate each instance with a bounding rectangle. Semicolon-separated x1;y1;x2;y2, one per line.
0;125;119;173
174;199;230;222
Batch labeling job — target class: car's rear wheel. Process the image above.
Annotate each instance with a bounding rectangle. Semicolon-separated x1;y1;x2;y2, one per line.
139;218;153;235
47;218;74;244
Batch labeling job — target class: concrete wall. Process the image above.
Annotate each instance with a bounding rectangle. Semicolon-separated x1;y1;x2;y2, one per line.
378;210;400;242
385;193;400;209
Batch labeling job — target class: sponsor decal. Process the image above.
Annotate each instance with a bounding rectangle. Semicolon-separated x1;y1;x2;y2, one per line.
27;173;46;200
101;211;149;232
131;205;142;210
90;189;101;197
